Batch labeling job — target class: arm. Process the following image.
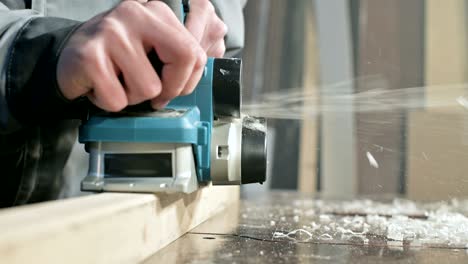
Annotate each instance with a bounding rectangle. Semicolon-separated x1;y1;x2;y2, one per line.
0;3;83;134
1;0;230;134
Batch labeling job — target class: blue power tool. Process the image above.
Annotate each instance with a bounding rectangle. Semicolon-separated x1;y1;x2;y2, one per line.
79;0;267;193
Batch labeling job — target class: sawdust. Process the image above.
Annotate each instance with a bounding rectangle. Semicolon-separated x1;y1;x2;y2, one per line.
273;229;313;241
270;199;468;248
243;80;468;119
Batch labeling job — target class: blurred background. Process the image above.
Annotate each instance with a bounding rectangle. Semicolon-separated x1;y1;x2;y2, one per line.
240;0;468;201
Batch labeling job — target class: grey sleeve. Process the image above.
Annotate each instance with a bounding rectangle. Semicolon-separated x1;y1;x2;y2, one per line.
211;0;246;57
0;4;84;134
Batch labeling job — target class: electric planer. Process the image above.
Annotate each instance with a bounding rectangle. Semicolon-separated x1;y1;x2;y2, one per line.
79;0;267;194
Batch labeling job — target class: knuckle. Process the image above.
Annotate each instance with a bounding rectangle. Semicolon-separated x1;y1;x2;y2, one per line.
95;89;127;112
195;52;207;69
126;94;142;105
100;17;122;37
158;1;174;13
146;0;165;9
141;84;162;99
201;0;215;13
215;49;225;58
107;94;127;111
89;57;107;78
100;18;134;53
217;42;226;56
209;19;227;41
126;79;161;103
115;0;144;16
161;84;184;99
146;1;173;17
113;34;134;54
218;18;228;34
213;50;224;58
75;43;97;65
175;40;199;63
210;42;225;58
93;77;127;112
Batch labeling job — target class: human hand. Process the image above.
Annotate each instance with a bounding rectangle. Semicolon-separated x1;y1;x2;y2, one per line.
185;0;228;57
57;0;207;111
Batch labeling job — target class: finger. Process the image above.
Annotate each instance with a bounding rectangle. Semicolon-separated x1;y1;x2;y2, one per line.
109;37;162;105
141;1;197;59
87;53;128;112
123;0;148;3
200;16;227;51
184;0;212;42
143;1;186;30
151;47;203;109
206;39;226;58
179;51;207;96
141;1;205;108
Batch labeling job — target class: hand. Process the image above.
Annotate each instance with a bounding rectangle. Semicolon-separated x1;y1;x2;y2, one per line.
57;1;207;111
185;0;228;57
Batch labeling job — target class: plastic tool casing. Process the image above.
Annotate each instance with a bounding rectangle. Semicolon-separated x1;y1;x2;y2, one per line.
80;59;217;193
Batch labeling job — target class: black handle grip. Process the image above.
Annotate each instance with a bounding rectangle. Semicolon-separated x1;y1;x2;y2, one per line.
120;0;186;113
90;0;187;115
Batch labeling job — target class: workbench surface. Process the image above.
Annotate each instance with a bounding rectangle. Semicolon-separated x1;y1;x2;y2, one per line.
144;191;468;263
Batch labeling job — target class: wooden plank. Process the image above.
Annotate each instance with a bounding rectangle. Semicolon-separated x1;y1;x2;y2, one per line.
425;0;468;88
407;0;468;201
407;112;468;201
315;0;357;197
0;185;239;264
298;1;318;194
355;0;402;195
355;0;424;195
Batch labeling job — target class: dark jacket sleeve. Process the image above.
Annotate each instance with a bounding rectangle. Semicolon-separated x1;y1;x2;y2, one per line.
0;3;85;134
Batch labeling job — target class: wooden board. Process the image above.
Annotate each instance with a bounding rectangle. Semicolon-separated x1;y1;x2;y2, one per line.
407;111;468;200
355;0;424;195
406;0;468;201
0;185;239;264
314;0;357;197
298;1;318;194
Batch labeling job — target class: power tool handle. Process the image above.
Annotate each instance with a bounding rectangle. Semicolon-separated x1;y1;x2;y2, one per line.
122;0;188;113
147;0;186;69
147;0;186;91
87;0;188;115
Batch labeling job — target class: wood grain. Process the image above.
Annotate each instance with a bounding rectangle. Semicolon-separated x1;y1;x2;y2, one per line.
407;0;468;200
0;185;239;264
298;2;319;194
